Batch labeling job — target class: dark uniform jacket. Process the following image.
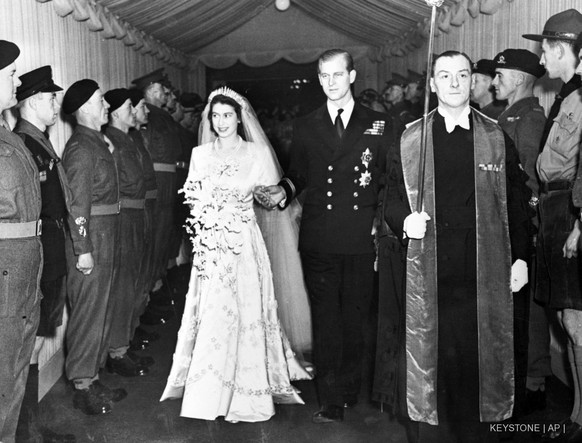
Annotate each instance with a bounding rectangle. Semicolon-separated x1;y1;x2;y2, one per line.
142;104;182;165
62;125;119;255
15;119;72;280
105;126;145;200
280;102;392;255
0;125;41;224
129;128;157;196
498;97;546;198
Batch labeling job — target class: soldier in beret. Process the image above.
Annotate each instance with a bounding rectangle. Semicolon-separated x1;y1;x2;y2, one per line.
13;65;76;442
103;88;152;377
491;49;549;417
0;39;43;443
132;69;181;321
61;79;126;415
259;49;393;423
470;58;507;119
524;9;582;441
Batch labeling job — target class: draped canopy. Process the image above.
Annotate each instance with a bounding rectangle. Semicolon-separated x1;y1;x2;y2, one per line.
40;0;513;67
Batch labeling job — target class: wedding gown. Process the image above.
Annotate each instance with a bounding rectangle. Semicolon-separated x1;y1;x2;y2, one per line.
160;140;312;422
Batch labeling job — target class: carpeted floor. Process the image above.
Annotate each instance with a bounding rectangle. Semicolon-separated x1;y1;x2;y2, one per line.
37;264;571;443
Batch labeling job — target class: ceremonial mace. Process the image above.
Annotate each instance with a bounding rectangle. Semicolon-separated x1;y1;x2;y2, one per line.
416;0;444;213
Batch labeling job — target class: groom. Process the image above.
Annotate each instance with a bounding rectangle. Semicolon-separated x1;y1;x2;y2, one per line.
258;48;393;423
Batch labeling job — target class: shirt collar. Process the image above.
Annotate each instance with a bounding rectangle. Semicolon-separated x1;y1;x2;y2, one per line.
327;98;355;127
437;105;470;133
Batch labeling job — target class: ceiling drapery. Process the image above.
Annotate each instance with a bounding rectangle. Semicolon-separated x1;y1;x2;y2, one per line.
36;0;190;68
37;0;513;70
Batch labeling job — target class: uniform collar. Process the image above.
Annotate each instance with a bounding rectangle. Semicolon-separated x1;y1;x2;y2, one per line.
327;98;355;128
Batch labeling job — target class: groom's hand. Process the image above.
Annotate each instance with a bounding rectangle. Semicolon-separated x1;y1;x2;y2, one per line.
254;185;285;209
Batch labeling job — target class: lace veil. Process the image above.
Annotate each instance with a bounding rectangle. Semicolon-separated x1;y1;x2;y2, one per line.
198;87;312;354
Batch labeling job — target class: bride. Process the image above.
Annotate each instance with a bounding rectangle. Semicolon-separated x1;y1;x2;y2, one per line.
160;87;312;422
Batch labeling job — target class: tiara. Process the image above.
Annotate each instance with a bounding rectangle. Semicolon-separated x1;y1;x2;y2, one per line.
208;86;246;109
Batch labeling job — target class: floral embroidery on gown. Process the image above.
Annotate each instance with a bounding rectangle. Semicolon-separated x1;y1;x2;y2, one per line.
160;141;312;422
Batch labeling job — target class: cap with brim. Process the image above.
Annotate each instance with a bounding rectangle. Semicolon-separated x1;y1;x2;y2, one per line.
17;66;63;102
386;73;407;88
407;70;424;84
62;79;99;115
104;88;131;113
523;9;582;42
493;49;546;79
131;68;166;91
0;40;20;70
180;92;204;112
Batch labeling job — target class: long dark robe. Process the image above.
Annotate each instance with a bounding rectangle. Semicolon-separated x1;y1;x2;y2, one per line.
385;108;530;427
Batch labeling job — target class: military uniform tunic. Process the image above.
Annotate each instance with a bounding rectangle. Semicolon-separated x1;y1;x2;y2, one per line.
15;119;71;337
0;123;42;442
141;104;182;284
104;126;145;353
62;125;120;382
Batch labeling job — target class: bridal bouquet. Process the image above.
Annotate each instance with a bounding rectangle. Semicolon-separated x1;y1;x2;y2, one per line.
180;176;250;277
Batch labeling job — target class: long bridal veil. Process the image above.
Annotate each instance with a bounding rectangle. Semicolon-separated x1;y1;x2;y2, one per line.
198;87;313;355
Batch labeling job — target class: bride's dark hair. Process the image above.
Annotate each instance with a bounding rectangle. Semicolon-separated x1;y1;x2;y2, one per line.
208;94;244;138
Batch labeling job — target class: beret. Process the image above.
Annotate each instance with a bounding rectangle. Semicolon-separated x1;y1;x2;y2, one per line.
523;9;582;42
62;79;99;115
128;88;144;107
104;88;131;113
493;49;546;79
472;59;496;78
17;66;63;102
0;40;20;70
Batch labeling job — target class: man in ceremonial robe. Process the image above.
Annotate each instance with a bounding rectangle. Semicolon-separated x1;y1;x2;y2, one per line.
385;51;530;442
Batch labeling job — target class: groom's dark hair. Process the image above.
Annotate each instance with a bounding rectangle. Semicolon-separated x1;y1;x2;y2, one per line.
318;49;354;73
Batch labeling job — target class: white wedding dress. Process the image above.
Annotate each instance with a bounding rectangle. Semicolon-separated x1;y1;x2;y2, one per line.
160;140;312;422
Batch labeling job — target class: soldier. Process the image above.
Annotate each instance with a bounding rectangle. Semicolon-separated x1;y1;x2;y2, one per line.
132;69;181;320
0;39;43;443
382;77;414;134
470;59;507;119
403;70;425;119
524;9;582;441
259;48;393;423
103;88;152;376
14;65;76;443
61;79;126;415
491;49;548;417
127;88;160;348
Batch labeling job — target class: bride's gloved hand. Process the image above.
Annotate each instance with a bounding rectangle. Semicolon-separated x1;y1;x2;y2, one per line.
253;186;275;208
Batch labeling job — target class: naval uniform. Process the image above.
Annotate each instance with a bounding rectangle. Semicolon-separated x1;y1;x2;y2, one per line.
278;100;392;407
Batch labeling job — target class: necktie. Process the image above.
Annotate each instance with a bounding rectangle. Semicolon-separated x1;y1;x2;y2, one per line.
335;108;344;138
